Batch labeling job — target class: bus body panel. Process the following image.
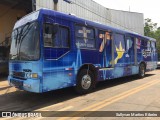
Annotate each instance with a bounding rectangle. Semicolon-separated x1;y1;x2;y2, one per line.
42;51;77;92
98;66;139;80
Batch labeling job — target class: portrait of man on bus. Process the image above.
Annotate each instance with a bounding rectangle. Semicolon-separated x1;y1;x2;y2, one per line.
99;31;111;52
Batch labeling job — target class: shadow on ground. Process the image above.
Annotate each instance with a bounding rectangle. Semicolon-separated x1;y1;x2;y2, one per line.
0;73;155;111
0;74;8;81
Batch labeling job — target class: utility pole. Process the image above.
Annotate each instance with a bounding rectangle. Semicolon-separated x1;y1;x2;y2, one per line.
53;0;58;11
32;0;36;11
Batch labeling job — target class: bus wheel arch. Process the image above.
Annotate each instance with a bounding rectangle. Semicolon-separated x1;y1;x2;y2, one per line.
138;62;146;78
75;64;97;94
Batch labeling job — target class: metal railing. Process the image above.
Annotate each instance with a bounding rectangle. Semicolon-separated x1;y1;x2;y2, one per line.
0;33;11;47
0;37;11;47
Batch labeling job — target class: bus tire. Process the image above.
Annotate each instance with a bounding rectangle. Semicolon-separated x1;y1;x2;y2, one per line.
75;69;95;94
138;63;146;78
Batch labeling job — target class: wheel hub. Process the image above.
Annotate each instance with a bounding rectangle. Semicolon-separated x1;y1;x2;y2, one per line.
81;75;91;90
141;65;145;76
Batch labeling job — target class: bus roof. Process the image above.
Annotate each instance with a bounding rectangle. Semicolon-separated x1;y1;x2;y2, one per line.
40;9;156;42
15;8;156;42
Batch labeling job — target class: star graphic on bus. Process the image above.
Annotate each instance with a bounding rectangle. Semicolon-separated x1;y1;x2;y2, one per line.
114;42;125;64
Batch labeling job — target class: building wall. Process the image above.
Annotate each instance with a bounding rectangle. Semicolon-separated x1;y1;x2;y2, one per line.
36;0;144;35
58;0;111;25
110;9;144;35
0;4;26;43
36;0;53;10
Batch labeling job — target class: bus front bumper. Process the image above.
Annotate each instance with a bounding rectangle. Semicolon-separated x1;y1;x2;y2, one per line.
8;76;41;93
157;62;160;68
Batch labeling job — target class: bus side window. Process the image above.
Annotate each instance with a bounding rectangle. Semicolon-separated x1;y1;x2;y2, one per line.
136;38;141;49
144;40;148;48
43;24;69;48
75;25;95;49
59;27;69;48
99;31;111;52
114;33;125;51
147;41;151;51
53;26;69;48
114;33;125;64
43;24;54;47
126;37;134;53
151;41;156;52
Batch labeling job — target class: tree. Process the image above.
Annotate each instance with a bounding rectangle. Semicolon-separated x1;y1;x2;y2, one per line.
144;18;157;37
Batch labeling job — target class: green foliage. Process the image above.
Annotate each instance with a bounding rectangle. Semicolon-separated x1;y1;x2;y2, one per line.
144;18;157;37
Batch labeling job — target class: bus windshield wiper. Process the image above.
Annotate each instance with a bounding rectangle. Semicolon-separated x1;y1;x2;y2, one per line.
17;22;33;59
18;22;32;45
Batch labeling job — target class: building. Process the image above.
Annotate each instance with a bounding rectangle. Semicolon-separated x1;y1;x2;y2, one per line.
0;0;144;44
0;0;34;45
36;0;144;35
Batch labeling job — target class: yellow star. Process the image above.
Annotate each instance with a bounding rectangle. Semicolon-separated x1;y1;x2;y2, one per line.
115;42;125;64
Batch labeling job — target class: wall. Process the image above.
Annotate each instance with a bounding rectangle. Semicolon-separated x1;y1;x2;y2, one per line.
0;4;26;43
110;9;144;35
36;0;53;10
36;0;144;35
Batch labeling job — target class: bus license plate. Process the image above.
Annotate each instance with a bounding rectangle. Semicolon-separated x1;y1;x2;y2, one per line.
11;79;23;88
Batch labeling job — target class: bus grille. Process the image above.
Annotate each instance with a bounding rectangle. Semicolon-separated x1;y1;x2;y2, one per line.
12;71;26;80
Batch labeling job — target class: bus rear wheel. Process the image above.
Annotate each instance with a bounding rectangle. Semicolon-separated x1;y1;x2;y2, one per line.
138;63;146;78
75;69;95;94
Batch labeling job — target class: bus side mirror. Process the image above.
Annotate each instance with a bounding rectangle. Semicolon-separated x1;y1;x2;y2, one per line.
53;23;59;34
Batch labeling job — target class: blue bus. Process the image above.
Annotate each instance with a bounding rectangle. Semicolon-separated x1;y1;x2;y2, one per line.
8;9;158;94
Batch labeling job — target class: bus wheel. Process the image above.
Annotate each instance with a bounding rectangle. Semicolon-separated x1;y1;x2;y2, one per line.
138;63;146;78
75;69;95;94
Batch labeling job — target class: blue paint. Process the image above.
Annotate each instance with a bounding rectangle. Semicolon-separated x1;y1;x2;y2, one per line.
8;9;158;93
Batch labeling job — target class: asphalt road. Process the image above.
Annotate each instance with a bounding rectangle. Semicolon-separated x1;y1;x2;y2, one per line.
0;69;160;120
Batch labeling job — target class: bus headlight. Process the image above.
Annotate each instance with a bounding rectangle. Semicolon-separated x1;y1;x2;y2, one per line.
31;73;38;78
26;73;32;78
10;71;13;76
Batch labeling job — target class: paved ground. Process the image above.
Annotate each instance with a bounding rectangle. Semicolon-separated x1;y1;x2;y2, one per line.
0;69;160;120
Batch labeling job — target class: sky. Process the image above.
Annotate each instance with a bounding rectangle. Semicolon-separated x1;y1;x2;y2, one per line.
93;0;160;27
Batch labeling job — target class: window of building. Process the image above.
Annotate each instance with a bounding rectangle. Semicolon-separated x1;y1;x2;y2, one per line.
75;25;95;49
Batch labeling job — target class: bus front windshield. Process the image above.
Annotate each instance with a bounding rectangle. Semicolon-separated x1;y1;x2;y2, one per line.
10;22;40;61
